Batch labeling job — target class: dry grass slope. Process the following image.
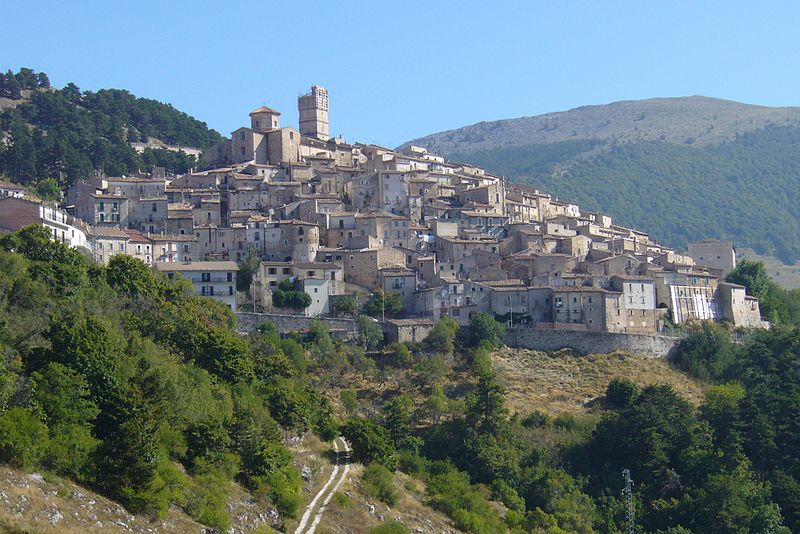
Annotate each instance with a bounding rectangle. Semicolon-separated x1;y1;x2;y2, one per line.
739;248;800;290
492;347;707;416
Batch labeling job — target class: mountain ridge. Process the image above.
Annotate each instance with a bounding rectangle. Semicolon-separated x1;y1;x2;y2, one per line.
403;95;800;153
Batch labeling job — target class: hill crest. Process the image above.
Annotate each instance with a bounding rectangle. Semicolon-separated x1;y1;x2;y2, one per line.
404;95;800;154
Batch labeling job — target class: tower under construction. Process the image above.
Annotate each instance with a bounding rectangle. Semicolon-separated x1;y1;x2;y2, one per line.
298;85;329;141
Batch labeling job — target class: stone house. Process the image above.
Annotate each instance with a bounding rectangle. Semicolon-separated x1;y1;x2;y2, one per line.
551;287;610;332
380;267;418;312
688;240;736;278
88;226;130;264
717;282;764;328
608;275;658;334
342;247;406;289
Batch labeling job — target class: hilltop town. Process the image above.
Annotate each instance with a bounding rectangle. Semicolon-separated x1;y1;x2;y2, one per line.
0;85;766;337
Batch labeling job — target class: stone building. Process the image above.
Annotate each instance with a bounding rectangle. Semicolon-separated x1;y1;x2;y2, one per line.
342;247;406;289
688;240;736;278
718;282;765;328
551;287;610;332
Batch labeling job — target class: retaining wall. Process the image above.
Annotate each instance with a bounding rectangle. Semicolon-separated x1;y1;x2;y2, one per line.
504;327;684;358
236;312;358;337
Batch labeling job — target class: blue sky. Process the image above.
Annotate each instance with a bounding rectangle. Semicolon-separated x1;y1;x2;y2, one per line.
4;1;799;147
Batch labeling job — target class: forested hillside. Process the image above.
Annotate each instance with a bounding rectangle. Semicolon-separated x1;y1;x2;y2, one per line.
0;68;223;195
0;226;335;531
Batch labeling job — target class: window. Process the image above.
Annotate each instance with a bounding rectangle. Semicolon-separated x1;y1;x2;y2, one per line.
99;213;105;222
282;268;291;275
308;271;316;277
202;273;210;282
227;272;232;282
99;201;105;211
152;203;157;212
268;268;277;275
229;286;233;295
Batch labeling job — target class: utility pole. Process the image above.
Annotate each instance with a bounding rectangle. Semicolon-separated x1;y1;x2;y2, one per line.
622;469;635;534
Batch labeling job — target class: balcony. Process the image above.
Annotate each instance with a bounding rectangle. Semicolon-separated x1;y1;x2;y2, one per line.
189;276;232;283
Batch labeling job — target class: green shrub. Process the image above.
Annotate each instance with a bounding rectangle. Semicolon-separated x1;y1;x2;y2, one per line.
425;464;506;534
370;520;410;534
397;451;427;476
0;407;49;469
521;411;550;428
672;322;735;381
468;313;505;347
361;462;399;506
185;460;232;531
332;491;351;508
342;418;397;468
605;377;639;408
266;465;302;519
45;423;98;480
490;479;525;512
388;343;414;368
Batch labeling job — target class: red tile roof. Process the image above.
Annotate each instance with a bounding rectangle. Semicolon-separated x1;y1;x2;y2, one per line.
250;106;281;115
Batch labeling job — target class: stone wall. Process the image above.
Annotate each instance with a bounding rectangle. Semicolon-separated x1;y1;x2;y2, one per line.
504;326;684;358
237;314;685;358
236;312;357;338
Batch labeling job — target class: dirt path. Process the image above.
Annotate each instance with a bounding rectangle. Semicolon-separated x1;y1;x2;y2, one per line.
294;437;350;534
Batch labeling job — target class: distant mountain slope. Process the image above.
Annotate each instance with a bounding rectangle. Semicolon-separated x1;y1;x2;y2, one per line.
0;68;223;193
405;96;800;153
404;97;800;264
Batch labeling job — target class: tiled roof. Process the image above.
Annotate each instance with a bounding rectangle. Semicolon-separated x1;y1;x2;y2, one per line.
250;106;281;115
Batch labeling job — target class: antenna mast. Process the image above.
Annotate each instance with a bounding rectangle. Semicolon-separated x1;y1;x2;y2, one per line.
622;469;635;534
